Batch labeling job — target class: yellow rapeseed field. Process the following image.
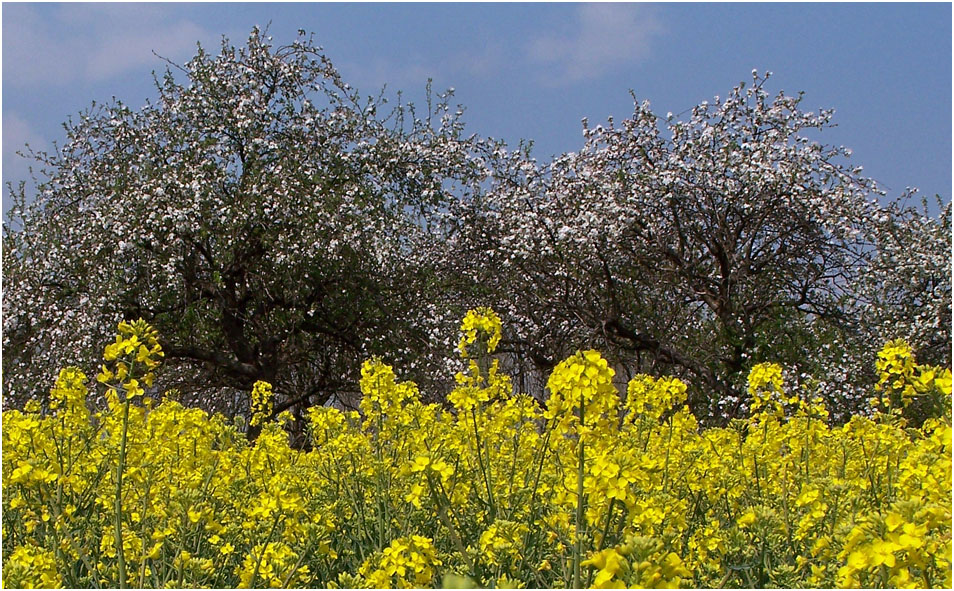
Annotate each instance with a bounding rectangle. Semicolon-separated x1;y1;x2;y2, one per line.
2;311;951;588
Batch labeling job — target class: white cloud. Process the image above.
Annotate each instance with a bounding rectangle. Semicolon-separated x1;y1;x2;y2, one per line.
527;4;664;86
2;112;45;152
2;4;214;88
84;20;208;81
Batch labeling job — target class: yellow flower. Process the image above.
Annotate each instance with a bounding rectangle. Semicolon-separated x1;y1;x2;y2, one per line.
737;511;757;528
458;307;503;357
249;380;274;427
3;545;63;588
545;349;617;424
3;308;952;589
583;547;629;588
868;540;899;567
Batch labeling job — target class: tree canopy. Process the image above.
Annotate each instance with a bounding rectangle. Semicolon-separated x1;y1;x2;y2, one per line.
3;29;495;420
450;74;951;421
4;31;950;426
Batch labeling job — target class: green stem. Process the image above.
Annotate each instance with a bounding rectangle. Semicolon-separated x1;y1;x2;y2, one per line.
375;414;386;548
516;426;553;575
662;416;674;491
114;397;131;589
573;396;586;589
472;409;496;519
598;497;617;551
281;539;315;588
250;513;283;589
426;472;475;577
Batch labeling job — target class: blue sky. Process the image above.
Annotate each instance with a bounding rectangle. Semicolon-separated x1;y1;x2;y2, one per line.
3;2;951;218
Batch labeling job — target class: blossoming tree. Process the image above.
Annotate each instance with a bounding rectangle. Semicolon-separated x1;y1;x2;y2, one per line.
4;33;949;427
449;72;950;421
3;29;494;419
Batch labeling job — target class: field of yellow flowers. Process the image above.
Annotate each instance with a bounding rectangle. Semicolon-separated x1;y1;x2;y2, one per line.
2;309;951;588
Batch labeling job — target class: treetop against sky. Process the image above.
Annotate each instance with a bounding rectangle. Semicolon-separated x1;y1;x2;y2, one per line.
2;2;951;219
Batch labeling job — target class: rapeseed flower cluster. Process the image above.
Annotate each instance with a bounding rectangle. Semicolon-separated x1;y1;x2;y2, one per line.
458;307;503;357
97;318;164;394
874;339;952;417
545;350;617;427
249;381;274;427
358;535;441;588
2;311;951;588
